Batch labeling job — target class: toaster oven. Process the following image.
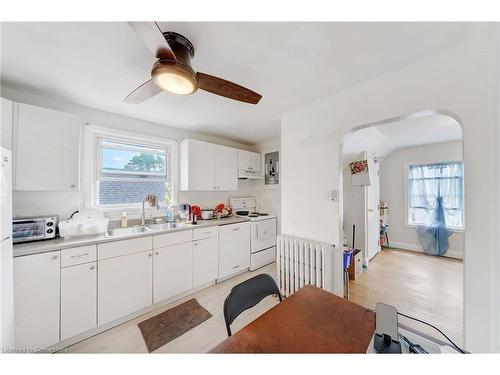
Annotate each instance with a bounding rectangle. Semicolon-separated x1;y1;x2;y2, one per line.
12;216;58;244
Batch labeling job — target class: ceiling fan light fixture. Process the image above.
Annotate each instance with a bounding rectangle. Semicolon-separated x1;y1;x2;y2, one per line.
152;61;198;95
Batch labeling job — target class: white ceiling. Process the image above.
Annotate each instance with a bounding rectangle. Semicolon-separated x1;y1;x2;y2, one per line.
1;22;473;144
343;113;462;157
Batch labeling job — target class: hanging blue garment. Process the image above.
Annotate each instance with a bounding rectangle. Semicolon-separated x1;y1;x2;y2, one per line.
416;196;451;256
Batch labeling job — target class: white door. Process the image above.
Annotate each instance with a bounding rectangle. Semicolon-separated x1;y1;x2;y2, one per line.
249;152;261;173
14;103;81;191
193;237;218;288
181;139;216;191
98;251;152;325
215;145;237;190
14;251;60;348
251;218;277;252
60;262;97;340
218;222;251;280
365;153;380;262
153;242;193;303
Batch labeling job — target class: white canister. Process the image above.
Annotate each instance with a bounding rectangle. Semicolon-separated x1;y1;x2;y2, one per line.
201;209;213;220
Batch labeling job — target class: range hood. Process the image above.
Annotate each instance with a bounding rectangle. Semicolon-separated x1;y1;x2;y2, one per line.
238;170;264;180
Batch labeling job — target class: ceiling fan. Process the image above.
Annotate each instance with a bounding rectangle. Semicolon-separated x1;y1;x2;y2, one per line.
124;22;262;105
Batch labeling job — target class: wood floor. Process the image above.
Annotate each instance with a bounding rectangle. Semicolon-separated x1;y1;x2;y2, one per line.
65;263;279;353
349;247;464;346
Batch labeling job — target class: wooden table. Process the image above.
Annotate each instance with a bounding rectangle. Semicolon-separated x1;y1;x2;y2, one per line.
210;285;376;353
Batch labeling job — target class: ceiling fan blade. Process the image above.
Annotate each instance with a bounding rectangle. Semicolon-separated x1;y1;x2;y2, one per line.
197;72;262;104
128;22;176;60
124;79;162;104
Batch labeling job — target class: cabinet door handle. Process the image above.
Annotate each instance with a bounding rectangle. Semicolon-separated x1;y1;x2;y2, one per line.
232;227;240;231
148;253;152;257
232;265;240;269
155;252;159;255
70;253;89;259
50;255;58;260
89;265;95;270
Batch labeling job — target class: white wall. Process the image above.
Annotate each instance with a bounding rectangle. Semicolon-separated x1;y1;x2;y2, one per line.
0;85;261;220
380;141;464;259
281;24;499;352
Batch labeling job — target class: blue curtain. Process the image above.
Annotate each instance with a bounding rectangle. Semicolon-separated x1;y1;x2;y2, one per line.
409;162;463;256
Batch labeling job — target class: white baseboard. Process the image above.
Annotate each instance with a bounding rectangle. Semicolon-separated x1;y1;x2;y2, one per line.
385;241;463;260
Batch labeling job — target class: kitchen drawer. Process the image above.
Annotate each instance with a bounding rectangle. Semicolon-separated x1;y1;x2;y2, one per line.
98;236;152;260
193;226;218;240
61;245;97;267
250;246;276;271
153;229;192;248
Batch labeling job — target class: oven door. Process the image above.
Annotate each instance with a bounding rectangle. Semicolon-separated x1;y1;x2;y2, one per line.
12;219;46;243
251;218;277;253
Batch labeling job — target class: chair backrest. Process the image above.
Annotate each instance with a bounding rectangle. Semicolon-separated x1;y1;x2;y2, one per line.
223;273;282;336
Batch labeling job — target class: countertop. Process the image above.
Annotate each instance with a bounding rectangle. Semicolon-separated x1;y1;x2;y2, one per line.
13;216;250;258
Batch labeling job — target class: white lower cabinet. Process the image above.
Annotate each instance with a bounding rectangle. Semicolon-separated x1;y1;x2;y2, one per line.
13;251;61;349
193;236;219;288
98;250;153;326
218;222;251;280
60;262;97;341
12;223;253;346
153;242;193;303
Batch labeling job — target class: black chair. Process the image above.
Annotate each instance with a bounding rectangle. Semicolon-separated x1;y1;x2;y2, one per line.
223;273;282;336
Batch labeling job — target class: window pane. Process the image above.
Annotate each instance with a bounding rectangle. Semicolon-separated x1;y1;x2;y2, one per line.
408;162;464;228
101;140;166;177
99;180;165;205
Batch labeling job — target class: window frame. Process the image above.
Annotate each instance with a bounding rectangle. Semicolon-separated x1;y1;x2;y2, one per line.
84;125;177;213
404;160;465;232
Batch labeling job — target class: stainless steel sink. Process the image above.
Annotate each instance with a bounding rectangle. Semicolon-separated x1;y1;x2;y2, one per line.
106;225;152;237
146;222;184;231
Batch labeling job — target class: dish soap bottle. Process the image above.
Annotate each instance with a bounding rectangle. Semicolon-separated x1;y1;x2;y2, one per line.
166;206;174;222
121;212;128;228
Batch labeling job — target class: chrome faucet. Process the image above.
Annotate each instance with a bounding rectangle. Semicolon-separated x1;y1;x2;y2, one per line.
141;194;160;225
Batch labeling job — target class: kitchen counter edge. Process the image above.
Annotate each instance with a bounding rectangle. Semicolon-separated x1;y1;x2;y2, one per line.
13;216;251;258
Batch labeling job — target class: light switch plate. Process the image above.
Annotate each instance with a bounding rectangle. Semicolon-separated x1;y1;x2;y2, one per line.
329;190;338;202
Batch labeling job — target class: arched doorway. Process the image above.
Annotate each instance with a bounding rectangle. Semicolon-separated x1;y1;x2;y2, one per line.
339;110;465;346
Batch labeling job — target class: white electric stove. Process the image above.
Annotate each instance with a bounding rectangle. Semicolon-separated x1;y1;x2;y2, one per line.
229;197;277;270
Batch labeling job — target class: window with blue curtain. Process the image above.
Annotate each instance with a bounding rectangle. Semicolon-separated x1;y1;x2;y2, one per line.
407;161;464;230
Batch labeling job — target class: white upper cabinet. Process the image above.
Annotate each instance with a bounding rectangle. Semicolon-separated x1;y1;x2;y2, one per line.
215;144;238;191
237;149;261;173
180;139;237;191
14;103;81;191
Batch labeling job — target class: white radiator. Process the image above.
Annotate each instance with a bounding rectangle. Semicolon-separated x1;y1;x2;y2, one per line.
276;234;343;297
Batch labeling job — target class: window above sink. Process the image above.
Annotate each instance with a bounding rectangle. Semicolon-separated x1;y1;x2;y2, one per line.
84;126;177;213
